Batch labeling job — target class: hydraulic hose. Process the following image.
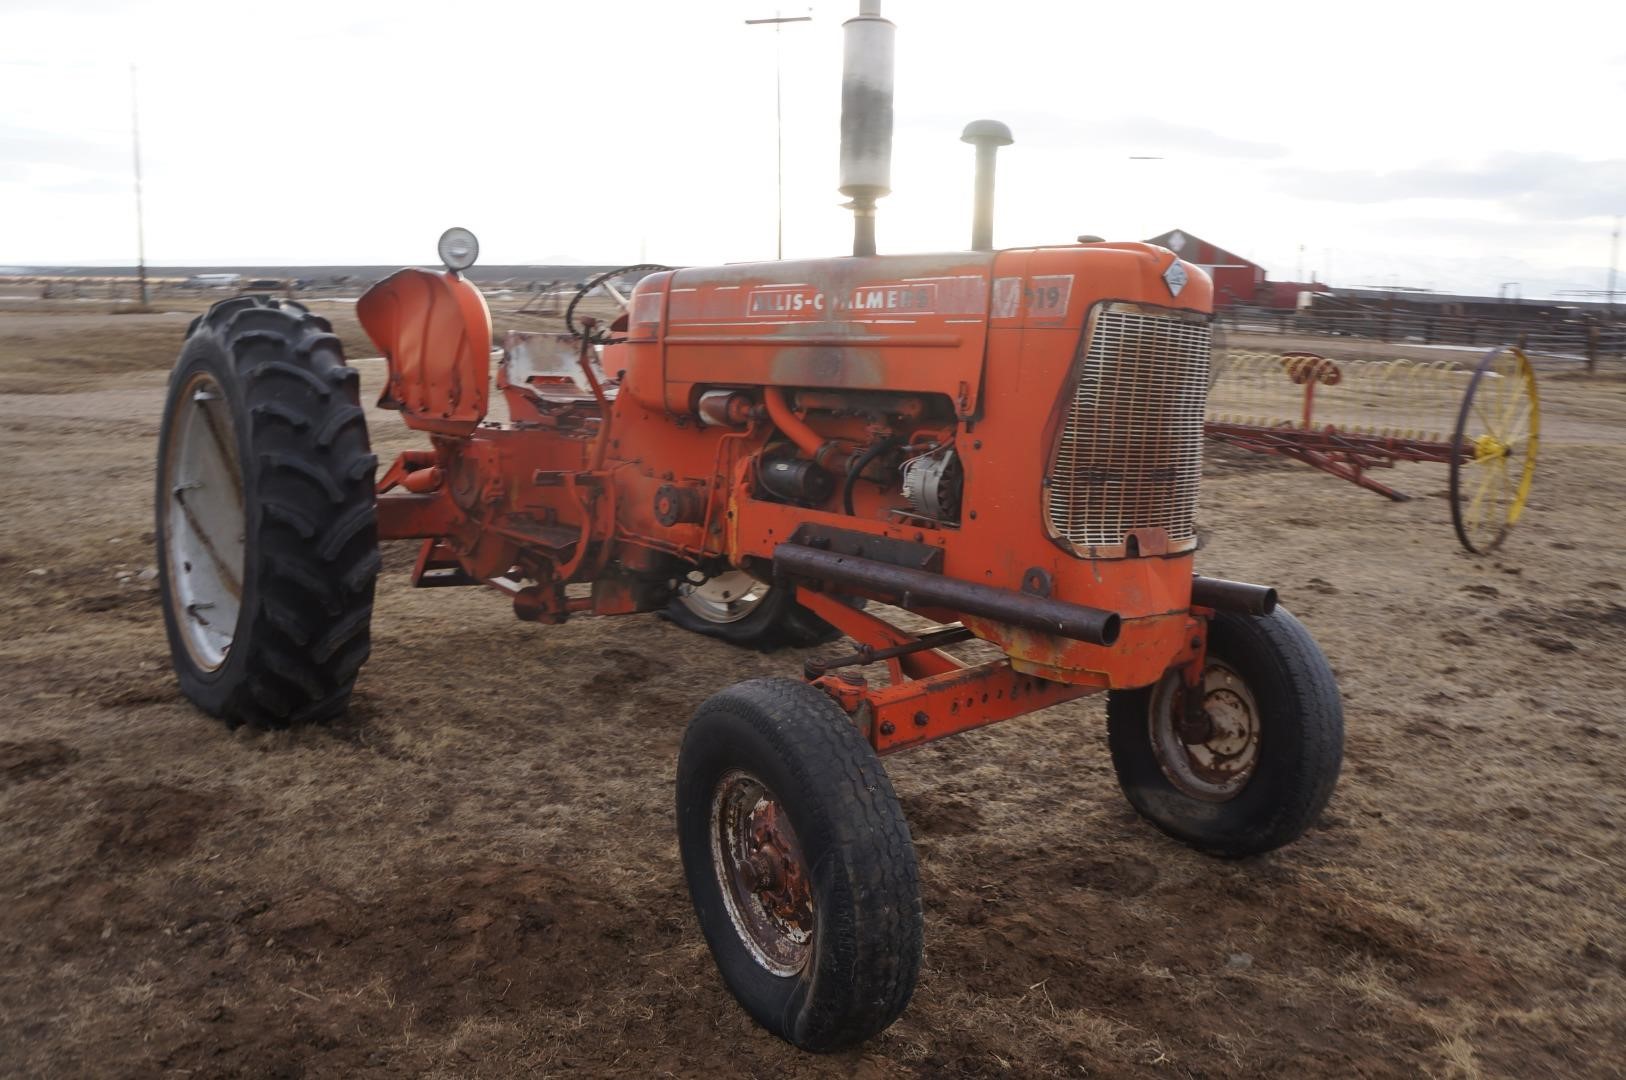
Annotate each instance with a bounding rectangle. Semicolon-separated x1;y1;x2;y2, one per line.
842;435;903;516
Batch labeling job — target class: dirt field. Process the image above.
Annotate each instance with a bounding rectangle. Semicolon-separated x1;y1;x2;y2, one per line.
1;297;1623;1079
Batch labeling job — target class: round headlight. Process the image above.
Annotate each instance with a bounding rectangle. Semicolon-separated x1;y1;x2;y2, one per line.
437;227;479;272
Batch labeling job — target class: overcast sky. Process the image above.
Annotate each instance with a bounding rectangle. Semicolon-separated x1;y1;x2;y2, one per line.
2;0;1622;297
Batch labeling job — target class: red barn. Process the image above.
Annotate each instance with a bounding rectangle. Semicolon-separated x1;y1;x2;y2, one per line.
1145;229;1264;306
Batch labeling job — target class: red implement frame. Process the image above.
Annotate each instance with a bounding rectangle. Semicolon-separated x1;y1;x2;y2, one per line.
1204;353;1466;501
1204;423;1460;501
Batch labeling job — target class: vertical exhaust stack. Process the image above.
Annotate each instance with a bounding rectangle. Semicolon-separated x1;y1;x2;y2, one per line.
961;120;1013;252
840;0;894;257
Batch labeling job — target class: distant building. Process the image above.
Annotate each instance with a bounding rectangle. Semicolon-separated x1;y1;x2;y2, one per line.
1302;286;1614;321
1145;229;1327;310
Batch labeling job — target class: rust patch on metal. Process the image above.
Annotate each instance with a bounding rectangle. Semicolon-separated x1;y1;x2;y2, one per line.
768;346;887;388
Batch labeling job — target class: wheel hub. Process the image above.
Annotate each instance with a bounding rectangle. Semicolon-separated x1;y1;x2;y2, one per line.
1149;662;1261;802
1472;433;1508;461
678;570;771;625
711;771;814;976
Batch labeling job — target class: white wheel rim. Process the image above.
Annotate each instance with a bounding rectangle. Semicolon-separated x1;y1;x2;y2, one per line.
678;571;771;625
162;371;246;671
1148;659;1262;802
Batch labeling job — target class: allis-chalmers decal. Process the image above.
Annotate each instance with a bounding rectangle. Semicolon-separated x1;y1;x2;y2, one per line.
746;283;938;317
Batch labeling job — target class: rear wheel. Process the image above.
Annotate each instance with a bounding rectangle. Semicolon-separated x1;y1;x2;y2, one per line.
665;571;846;649
155;296;380;728
1107;607;1342;857
676;678;922;1051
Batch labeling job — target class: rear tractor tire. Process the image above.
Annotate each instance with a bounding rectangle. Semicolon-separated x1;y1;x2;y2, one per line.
155;296;381;729
676;678;923;1051
665;570;847;650
1107;607;1343;857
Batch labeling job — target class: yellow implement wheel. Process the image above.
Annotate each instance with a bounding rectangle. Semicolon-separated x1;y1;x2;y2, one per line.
1449;347;1540;554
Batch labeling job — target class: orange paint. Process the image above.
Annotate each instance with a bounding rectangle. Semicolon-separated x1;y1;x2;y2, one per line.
365;241;1223;750
358;268;492;435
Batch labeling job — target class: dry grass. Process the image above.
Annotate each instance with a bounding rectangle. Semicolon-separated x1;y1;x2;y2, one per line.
0;309;1623;1077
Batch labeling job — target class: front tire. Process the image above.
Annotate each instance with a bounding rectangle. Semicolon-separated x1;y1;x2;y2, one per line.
676;678;922;1051
1107;607;1343;857
155;296;380;728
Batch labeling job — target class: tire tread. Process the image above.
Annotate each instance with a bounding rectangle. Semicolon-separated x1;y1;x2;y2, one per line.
158;296;378;729
678;677;922;1051
1106;607;1343;857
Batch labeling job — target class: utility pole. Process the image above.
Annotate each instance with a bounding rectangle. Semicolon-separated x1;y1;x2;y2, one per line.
1609;214;1621;320
745;11;812;260
130;64;149;306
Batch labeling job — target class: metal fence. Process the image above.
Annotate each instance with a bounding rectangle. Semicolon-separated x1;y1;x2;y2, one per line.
1217;306;1625;371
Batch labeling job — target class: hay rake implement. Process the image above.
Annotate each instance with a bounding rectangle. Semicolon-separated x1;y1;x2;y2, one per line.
1205;346;1540;553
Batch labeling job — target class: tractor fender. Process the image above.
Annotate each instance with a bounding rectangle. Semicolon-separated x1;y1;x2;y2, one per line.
357;268;491;435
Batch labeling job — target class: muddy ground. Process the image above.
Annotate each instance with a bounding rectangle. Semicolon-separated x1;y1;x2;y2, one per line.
1;298;1624;1079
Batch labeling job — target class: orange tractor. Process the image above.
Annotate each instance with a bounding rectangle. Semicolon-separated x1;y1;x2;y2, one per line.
154;1;1342;1052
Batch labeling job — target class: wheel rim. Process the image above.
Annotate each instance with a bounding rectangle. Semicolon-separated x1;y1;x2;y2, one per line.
710;770;815;976
1148;660;1261;802
678;571;771;625
1450;347;1540;554
161;371;246;671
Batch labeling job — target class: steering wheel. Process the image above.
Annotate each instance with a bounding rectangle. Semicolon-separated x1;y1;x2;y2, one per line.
565;263;674;342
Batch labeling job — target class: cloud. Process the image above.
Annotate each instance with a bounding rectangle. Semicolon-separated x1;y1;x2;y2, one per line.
44;175;128;195
897;111;1284;159
1085;117;1284;159
0;126;126;173
1273;153;1626;220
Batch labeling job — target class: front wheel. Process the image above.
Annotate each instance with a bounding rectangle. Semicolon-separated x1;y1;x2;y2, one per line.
1107;607;1343;857
676;678;922;1051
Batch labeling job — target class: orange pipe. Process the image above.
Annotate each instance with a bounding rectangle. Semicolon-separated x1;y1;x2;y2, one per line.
402;466;444;494
762;387;850;471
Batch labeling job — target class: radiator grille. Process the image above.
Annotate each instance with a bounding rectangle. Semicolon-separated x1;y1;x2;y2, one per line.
1044;303;1211;556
